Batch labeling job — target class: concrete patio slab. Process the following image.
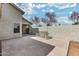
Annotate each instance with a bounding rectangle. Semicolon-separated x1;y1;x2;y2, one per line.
2;36;55;56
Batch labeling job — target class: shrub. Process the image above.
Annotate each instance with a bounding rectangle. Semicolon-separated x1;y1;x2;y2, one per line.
72;22;79;25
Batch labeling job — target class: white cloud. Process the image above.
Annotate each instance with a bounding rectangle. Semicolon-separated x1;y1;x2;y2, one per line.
42;9;54;12
23;4;47;14
16;3;33;13
42;9;46;12
20;3;35;15
17;3;39;15
17;3;77;14
47;3;77;9
54;3;77;9
32;4;47;8
47;3;54;6
56;12;66;15
49;9;54;12
69;11;73;15
70;3;77;7
60;4;76;9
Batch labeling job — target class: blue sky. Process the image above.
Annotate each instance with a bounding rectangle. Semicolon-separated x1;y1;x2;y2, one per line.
16;3;79;24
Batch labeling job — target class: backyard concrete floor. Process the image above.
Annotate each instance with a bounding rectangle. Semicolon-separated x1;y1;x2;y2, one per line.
2;35;79;56
2;35;55;56
31;36;70;56
31;35;79;56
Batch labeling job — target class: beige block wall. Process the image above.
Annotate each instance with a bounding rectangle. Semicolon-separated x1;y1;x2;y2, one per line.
39;25;79;40
0;4;22;40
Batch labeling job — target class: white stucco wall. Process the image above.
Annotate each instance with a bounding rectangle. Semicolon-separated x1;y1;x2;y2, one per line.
0;4;2;40
0;3;1;18
0;4;23;40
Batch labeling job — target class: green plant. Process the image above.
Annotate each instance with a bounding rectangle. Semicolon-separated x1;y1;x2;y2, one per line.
72;22;79;25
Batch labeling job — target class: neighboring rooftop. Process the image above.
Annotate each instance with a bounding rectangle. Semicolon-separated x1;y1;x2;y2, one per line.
22;17;32;25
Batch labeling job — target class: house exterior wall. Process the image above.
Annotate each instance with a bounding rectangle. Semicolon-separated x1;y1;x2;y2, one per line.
0;3;1;18
0;4;2;40
0;4;23;40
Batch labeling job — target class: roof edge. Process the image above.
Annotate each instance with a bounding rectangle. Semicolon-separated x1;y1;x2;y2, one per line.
22;17;32;25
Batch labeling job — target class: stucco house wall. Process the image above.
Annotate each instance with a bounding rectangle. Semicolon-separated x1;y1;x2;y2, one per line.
0;4;23;40
0;4;1;18
0;4;2;40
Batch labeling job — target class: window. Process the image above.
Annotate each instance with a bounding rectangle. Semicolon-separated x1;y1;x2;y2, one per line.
14;23;20;33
